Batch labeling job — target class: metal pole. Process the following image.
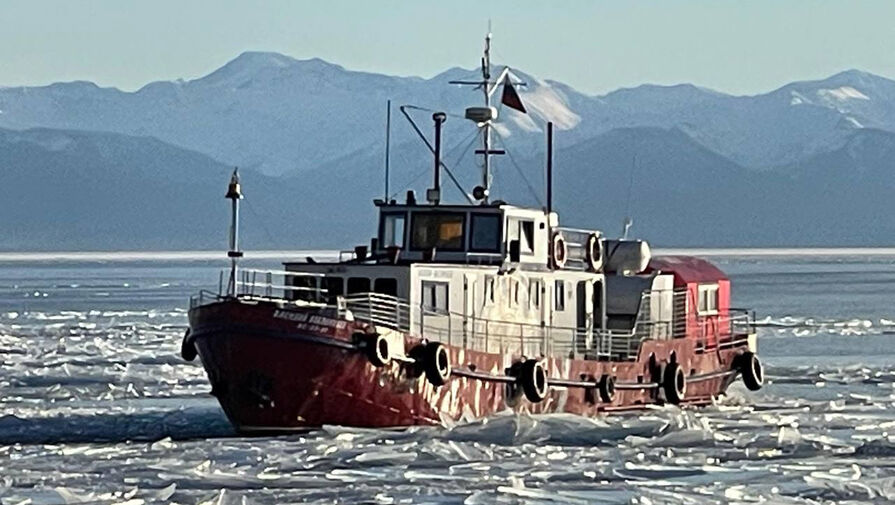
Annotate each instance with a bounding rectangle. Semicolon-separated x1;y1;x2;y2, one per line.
225;168;244;297
432;112;446;204
384;100;391;200
546;122;554;216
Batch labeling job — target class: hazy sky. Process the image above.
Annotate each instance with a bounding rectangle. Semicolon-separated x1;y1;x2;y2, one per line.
2;0;894;96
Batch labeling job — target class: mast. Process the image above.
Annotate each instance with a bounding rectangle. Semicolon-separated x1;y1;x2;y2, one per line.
225;168;243;297
481;31;493;204
451;30;512;204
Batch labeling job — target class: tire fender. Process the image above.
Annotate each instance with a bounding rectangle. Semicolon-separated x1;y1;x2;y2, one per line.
663;362;686;404
518;359;549;403
423;341;451;386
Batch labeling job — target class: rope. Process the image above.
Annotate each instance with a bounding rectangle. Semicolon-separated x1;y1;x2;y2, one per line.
387;127;479;202
401;104;466;121
492;128;544;207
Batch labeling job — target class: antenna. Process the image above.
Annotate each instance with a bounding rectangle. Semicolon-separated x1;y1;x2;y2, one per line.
482;30;493;202
225;168;244;297
621;155;636;239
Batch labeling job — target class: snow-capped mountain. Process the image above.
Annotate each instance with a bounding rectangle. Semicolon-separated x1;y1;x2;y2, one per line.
0;53;585;176
3;51;895;176
3;54;895;249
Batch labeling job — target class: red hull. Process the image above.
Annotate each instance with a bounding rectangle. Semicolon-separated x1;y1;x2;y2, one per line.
189;299;745;431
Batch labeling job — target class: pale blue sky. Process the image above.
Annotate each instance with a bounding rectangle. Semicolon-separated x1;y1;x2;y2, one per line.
1;0;894;96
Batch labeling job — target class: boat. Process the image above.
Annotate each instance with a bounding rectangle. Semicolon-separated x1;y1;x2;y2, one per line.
181;33;764;432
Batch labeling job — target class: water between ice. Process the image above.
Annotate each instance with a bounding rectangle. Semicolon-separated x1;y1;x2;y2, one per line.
2;252;895;504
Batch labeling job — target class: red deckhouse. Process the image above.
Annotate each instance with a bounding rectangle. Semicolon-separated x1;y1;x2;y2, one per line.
181;33;764;432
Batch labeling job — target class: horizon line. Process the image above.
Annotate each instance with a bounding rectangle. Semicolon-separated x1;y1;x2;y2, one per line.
3;247;895;263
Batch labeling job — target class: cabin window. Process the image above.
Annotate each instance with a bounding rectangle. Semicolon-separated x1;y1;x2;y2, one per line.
520;220;535;255
323;276;343;301
530;279;540;309
411;212;465;251
555;280;565;311
422;281;449;314
291;275;317;302
697;284;719;315
347;277;371;295
470;213;501;252
380;213;406;248
374;278;398;297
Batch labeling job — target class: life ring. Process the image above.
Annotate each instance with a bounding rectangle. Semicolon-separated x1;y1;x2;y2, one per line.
551;233;567;269
180;329;197;362
518;359;549;403
423;341;451;386
737;351;764;391
597;373;615;403
586;234;604;272
663;362;686;404
364;333;391;367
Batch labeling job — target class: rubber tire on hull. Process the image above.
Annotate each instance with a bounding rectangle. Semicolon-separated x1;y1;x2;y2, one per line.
598;374;616;403
739;351;764;391
181;330;197;362
423;342;451;386
663;362;686;405
519;359;549;403
365;333;391;367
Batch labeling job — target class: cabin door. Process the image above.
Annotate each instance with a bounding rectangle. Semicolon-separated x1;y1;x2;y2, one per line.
576;281;592;356
592;280;605;355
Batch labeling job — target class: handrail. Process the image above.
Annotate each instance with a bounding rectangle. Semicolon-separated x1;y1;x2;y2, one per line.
192;268;755;360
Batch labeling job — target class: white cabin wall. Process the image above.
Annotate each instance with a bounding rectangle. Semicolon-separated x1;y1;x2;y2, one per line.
504;208;550;266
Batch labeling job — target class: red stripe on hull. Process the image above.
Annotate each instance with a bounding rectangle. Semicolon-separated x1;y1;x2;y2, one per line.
189;300;744;431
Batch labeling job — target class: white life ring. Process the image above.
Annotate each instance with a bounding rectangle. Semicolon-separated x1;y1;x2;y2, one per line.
586;234;604;272
551;232;567;270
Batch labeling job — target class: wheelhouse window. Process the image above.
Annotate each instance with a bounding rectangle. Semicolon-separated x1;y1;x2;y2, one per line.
380;212;406;248
470;213;501;252
411;212;465;251
421;281;449;314
697;284;719;315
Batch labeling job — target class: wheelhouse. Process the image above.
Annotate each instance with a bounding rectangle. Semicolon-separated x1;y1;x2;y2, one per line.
372;201;553;267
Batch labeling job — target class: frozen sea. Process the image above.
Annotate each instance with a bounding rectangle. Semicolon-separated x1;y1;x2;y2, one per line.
3;249;895;504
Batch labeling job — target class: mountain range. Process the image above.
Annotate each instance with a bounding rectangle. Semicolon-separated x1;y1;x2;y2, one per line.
1;51;894;250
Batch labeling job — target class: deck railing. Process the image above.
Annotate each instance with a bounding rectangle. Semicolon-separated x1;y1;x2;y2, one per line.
190;269;754;360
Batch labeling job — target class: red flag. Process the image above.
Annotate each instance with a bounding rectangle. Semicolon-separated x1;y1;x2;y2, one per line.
501;80;526;113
